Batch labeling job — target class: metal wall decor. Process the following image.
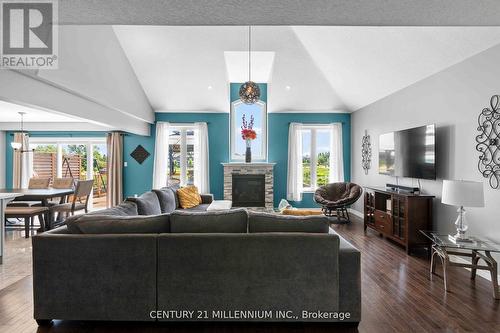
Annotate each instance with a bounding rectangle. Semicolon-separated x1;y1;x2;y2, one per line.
130;145;150;164
361;130;371;175
476;95;500;189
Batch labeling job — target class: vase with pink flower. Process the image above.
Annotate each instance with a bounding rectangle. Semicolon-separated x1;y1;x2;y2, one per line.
241;114;257;163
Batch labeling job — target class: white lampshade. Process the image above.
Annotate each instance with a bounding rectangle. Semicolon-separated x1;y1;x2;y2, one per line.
442;180;484;207
10;141;22;150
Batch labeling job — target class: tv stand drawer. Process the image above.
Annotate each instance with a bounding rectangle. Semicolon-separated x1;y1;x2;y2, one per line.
374;210;391;234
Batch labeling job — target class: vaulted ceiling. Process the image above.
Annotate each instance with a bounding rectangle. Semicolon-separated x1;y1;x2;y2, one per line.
114;26;500;113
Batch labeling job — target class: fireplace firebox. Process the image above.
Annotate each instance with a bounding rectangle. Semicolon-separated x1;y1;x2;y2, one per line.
232;174;266;207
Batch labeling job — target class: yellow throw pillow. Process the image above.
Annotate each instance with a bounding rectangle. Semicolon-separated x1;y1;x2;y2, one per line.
177;186;202;209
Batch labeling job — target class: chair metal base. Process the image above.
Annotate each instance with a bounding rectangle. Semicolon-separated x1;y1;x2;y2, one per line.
321;206;351;222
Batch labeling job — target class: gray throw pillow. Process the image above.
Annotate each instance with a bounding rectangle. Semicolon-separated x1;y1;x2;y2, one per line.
170;208;248;233
153;188;177;214
86;201;138;216
248;212;329;233
126;191;162;215
66;214;170;234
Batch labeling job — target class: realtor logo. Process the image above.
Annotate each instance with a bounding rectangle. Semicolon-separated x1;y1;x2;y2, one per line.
0;0;58;68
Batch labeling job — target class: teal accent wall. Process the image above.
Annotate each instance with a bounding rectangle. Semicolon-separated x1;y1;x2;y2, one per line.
4;112;351;208
268;113;351;208
5;131;106;189
123;113;230;199
230;83;267;103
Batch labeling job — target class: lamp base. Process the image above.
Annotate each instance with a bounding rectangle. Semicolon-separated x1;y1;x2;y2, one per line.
448;233;474;243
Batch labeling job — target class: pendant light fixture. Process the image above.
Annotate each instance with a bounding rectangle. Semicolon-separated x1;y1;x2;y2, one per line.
239;26;260;104
11;112;33;153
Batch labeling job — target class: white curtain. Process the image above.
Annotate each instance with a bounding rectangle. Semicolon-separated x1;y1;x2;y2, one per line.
287;123;303;201
329;123;344;183
194;122;210;193
12;133;33;188
152;122;170;189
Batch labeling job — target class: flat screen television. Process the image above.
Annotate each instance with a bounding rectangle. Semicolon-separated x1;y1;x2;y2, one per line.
379;124;436;180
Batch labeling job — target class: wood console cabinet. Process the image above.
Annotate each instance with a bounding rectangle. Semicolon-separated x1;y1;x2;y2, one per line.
364;187;434;254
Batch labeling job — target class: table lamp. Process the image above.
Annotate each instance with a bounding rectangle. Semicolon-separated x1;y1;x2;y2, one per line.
441;180;484;242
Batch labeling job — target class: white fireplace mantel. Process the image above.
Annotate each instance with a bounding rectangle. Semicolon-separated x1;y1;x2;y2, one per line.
221;162;276;167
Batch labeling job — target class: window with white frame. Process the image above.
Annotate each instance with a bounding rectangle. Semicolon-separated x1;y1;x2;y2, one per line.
167;125;196;187
301;126;333;191
230;100;267;161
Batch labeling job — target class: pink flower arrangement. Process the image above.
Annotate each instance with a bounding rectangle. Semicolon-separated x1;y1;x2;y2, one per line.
241;114;257;140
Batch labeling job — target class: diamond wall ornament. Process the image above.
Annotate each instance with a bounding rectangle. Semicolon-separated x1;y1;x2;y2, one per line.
130;145;150;164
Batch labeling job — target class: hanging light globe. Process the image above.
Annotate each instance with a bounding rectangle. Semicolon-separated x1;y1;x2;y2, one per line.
239;81;260;104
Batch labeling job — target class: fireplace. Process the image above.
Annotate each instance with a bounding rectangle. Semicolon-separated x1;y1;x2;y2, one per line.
222;162;275;209
232;174;266;207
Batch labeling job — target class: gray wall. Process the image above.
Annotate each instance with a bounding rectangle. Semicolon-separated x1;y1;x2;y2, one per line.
351;44;500;265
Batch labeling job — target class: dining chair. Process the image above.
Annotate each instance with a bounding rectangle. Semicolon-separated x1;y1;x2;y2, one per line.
49;180;94;222
8;177;51;208
28;178;51;189
5;206;49;238
52;177;75;189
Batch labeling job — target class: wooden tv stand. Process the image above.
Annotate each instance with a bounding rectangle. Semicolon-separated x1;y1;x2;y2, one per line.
364;187;434;254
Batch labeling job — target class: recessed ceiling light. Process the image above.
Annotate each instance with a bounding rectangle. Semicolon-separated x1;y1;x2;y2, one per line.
207;85;213;90
285;85;291;91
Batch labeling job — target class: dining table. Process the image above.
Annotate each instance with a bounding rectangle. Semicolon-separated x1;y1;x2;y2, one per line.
0;188;75;264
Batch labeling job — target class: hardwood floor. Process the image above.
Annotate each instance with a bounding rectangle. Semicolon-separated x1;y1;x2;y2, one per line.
0;216;498;333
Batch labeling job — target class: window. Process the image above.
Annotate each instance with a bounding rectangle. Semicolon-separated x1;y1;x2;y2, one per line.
167;125;196;187
230;100;267;161
301;126;332;191
29;137;107;209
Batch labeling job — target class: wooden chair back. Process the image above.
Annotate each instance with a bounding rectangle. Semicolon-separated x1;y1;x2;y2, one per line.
28;178;50;189
52;178;74;189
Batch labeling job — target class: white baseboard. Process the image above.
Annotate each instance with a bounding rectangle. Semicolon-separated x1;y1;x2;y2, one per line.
348;208;364;218
449;255;500;283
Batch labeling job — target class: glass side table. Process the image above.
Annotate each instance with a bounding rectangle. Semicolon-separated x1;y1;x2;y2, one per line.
420;231;500;299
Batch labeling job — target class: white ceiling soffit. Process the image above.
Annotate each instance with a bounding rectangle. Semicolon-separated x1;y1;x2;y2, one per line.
224;51;275;83
113;26;345;112
0;99;86;122
115;26;500;113
60;0;500;26
292;26;500;111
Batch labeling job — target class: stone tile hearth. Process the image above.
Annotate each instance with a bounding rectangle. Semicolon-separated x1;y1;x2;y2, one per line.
222;163;275;209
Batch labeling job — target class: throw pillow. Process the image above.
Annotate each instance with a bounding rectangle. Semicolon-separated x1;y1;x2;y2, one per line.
177;186;202;209
125;191;162;215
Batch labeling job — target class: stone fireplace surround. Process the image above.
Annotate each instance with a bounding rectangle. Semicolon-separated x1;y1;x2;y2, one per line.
222;163;275;209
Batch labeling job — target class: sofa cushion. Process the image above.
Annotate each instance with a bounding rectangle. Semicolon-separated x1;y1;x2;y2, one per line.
248;212;330;233
126;191;162;215
176;186;202;209
86;201;138;216
170;208;248;233
181;204;211;212
153;188;177;214
66;214;170;234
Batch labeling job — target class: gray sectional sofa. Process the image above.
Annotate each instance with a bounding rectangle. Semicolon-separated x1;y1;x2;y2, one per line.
32;189;361;326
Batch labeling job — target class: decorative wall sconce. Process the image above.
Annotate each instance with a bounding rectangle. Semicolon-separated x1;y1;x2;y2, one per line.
476;95;500;189
361;130;371;175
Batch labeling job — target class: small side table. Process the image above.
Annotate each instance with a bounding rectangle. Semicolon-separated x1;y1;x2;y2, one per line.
420;231;500;299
